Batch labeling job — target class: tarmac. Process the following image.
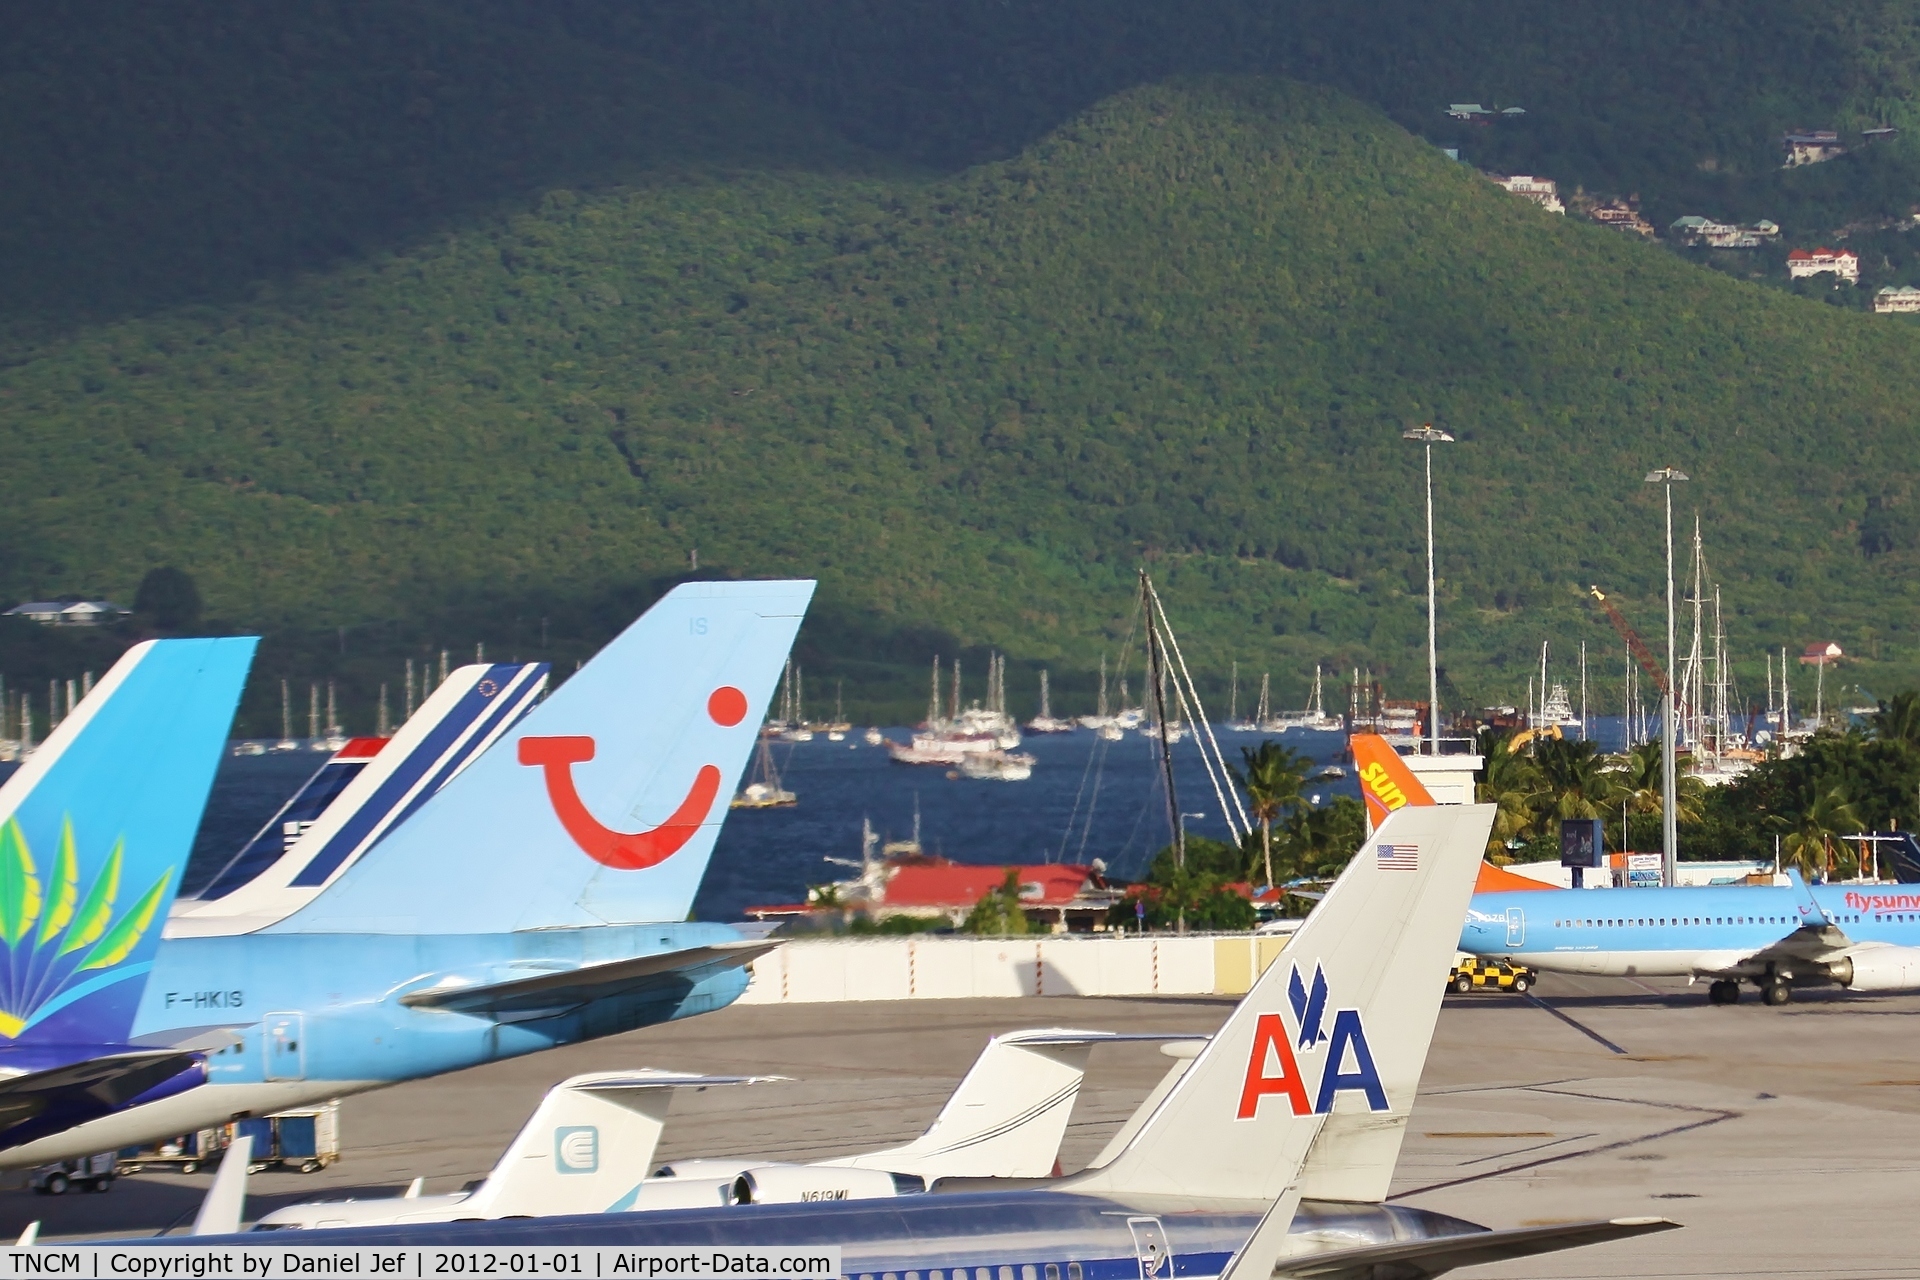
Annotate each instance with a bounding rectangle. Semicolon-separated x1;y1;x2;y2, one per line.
8;972;1920;1278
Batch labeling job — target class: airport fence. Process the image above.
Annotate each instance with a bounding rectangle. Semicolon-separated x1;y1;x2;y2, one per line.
737;932;1296;1004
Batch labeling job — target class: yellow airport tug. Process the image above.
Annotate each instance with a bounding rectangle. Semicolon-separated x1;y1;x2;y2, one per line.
1448;953;1534;994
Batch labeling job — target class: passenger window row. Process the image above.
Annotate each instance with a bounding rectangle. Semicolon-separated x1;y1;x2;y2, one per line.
1553;916;1794;928
868;1265;1082;1280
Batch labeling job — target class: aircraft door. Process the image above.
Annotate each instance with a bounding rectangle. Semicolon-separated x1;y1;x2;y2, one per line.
265;1012;306;1081
1126;1216;1171;1280
1505;908;1525;948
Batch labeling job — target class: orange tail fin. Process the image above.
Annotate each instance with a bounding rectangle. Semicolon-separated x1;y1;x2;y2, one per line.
1350;733;1434;829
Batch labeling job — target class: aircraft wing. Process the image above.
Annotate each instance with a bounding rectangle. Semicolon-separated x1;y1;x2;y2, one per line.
1273;1217;1678;1279
398;940;781;1020
1701;870;1854;976
0;1050;199;1134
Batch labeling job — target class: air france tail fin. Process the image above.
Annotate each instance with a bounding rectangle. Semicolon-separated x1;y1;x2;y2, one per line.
274;581;814;934
169;663;547;936
1065;803;1492;1202
1350;733;1434;828
0;638;256;1046
465;1070;779;1217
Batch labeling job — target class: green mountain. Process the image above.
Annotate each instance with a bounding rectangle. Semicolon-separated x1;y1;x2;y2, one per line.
7;7;1920;729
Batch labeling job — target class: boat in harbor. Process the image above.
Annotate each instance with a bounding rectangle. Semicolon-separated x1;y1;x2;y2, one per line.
731;733;798;809
958;749;1036;781
886;655;1022;765
1272;664;1342;732
1025;669;1076;733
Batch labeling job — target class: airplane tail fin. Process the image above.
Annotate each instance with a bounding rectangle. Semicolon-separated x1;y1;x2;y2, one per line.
0;638;256;1046
464;1070;779;1217
171;662;547;935
1066;803;1492;1202
1350;733;1434;828
273;581;814;933
832;1030;1193;1181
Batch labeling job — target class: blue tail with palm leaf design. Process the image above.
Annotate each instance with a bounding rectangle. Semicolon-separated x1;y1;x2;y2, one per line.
0;638;255;1047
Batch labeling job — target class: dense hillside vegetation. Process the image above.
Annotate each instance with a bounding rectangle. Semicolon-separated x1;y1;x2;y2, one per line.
9;6;1920;727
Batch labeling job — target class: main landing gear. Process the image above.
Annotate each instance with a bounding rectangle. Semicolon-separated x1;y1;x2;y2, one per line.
1709;977;1793;1005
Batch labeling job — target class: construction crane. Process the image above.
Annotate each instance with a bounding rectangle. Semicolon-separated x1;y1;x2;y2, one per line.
1587;585;1681;713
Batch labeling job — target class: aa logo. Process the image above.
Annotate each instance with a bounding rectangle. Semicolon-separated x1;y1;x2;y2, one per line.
1237;963;1389;1119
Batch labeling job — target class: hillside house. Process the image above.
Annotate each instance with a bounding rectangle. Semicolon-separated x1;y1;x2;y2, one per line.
1874;285;1920;313
1447;103;1491;121
1589;198;1656;237
1783;130;1847;167
1669;216;1780;249
1800;642;1844;666
1787;247;1860;283
1487;173;1565;214
1863;126;1900;146
3;600;128;627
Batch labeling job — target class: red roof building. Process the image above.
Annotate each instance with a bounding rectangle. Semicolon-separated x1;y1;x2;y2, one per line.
1787;247;1859;283
748;854;1122;931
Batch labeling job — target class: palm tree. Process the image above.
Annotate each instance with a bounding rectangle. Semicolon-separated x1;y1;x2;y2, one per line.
1533;738;1623;821
1773;787;1864;879
1233;740;1312;890
1475;728;1542;860
1611;740;1704;849
1870;692;1920;747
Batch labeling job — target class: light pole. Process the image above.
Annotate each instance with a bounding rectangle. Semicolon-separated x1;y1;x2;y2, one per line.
1645;467;1689;887
1404;425;1455;754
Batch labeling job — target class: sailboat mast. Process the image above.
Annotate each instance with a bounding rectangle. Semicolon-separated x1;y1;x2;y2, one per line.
1142;575;1183;874
927;656;940;728
1097;655;1109;719
1229;661;1238;724
1580;641;1588;740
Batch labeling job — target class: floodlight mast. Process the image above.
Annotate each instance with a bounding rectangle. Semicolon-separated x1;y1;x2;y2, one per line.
1644;467;1689;887
1403;425;1455;755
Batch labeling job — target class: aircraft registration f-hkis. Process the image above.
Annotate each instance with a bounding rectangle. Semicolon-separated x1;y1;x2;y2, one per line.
179;802;1677;1280
0;579;813;1167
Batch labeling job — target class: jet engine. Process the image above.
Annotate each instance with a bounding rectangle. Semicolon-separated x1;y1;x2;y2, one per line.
1829;947;1920;992
731;1165;924;1205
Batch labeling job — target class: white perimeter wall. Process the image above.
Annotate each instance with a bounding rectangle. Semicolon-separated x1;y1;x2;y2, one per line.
738;934;1297;1004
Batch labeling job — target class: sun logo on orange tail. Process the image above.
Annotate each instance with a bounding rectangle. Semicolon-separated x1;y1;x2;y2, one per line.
518;687;749;870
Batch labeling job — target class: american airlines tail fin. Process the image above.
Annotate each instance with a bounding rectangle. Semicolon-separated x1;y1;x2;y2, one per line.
169;662;547;936
0;638;256;1046
829;1030;1191;1182
273;581;814;934
1065;803;1492;1202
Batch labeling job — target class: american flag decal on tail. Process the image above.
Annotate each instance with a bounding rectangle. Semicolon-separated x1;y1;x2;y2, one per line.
1377;843;1419;871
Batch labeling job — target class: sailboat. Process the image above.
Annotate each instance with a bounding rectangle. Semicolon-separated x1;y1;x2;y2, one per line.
731;734;798;808
272;680;299;752
321;680;348;752
779;663;813;742
1273;664;1341;732
1025;668;1076;733
824;681;851;742
887;655;1021;764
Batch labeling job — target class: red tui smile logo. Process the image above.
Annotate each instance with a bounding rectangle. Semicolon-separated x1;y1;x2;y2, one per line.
518;686;749;870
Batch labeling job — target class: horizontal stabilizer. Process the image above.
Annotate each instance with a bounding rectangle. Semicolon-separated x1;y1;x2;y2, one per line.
0;1049;197;1134
1274;1217;1679;1279
398;941;779;1020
